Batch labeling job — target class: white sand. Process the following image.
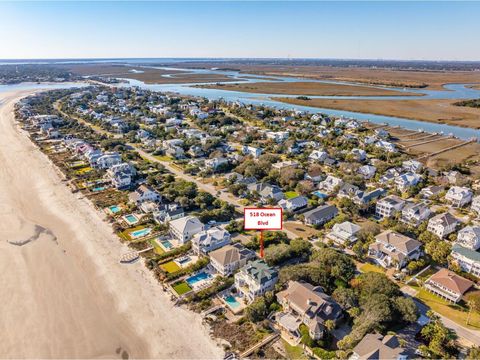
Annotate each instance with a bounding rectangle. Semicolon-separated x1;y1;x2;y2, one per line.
0;90;223;359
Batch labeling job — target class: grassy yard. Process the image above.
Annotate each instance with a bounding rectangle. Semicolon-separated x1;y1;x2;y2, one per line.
74;166;93;175
160;261;181;273
285;191;299;199
172;281;192;295
282;340;307;360
411;285;480;329
149;239;165;255
154;155;173;162
359;263;385;274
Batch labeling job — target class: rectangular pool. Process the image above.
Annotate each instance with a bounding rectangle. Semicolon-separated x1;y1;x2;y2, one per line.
186;271;212;286
130;227;151;239
312;190;328;199
161;239;173;249
109;205;121;213
124;214;139;225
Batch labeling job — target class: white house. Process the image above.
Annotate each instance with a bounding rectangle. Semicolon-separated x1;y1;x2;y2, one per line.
266;131;289;143
106;162;136;189
169;216;204;243
402;160;423;173
471;196;480;217
318;175;343;194
375;195;405;219
234;260;278;303
308;150;328;162
445;186;473;207
358;165;376;179
456;226;480;250
96;152;122;169
278;196;308;212
427;212;459;239
209;243;255;276
327;221;361;245
375;140;396;153
191;227;231;255
128;184;161;205
242;145;263;158
369;230;423;269
401;201;431;225
395;172;422;192
451;244;480;278
205;157;229;171
350;148;367;161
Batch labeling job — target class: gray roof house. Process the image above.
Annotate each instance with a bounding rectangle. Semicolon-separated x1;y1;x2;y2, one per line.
303;205;338;226
235;260;278;303
350;333;408;360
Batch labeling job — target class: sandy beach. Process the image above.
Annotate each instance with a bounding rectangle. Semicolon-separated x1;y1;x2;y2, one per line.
0;90;223;359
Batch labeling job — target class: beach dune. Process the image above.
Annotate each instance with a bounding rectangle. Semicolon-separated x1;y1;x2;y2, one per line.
0;91;222;359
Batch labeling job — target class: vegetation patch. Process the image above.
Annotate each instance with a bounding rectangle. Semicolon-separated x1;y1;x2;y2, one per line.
160;261;181;273
172;281;192;295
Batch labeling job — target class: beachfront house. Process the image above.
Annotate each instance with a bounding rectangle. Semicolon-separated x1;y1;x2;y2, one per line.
327;221;361;245
234;260;278;303
276;281;343;343
368;230;423;269
209;243;256;276
128;184;161;205
106;162;136;189
303;205;338;227
96;152;122;169
445;186;473;207
169;216;204;243
153;204;184;224
350;334;408;360
424;268;473;303
375;195;405;219
427;212;459;239
191;227;231;255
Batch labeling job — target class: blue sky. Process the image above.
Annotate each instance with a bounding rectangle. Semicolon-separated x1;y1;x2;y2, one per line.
1;1;479;60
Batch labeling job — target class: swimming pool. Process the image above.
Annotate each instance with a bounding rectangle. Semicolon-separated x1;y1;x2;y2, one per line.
224;295;241;309
186;271;212;286
109;205;121;213
177;256;192;265
124;214;139;225
161;239;173;249
312;190;329;199
92;186;106;192
130;227;151;239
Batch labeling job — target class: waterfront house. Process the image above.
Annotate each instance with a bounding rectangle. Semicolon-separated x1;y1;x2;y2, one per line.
456;226;480;250
424;268;473;303
234;260;278;303
427;212;459;239
169;216;204;243
96;152;122;169
191;227;231;255
445;186;473;207
303;205;338;226
106;162;136;189
369;230;423;269
375;195;405;219
153;203;184;224
350;334;408;360
128;184;161;205
402;159;423;173
209;243;255;276
401;201;431;226
278;196;308;212
276;281;343;343
327;221;361;245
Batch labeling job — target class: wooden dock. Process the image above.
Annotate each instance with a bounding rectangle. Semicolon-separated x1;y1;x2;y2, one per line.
417;139;476;160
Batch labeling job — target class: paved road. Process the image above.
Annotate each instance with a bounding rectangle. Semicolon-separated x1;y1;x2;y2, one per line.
401;286;480;346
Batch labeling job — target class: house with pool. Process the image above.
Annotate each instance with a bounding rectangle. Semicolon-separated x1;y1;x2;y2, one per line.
128;184;162;205
209;243;256;276
191;227;231;255
234;259;278;303
169;216;204;243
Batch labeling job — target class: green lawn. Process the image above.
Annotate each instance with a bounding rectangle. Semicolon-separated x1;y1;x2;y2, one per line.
160;261;181;273
149;239;165;255
411;285;480;329
172;281;192;295
359;263;385;274
285;191;299;199
283;340;307;360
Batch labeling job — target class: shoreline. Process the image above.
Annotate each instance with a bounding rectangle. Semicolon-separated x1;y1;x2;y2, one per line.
0;90;223;359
